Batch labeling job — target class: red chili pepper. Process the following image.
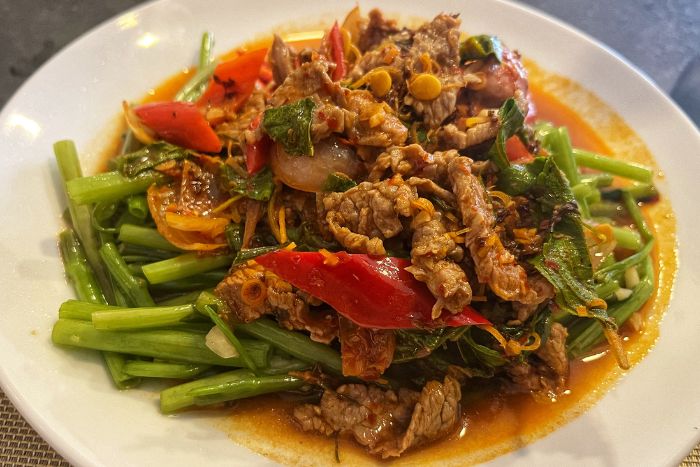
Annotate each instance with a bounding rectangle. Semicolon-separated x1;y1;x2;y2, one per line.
133;102;222;153
245;114;272;175
505;135;534;164
255;250;490;329
197;48;268;109
328;21;346;81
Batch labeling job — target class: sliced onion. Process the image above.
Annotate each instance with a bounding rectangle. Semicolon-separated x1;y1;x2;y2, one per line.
271;137;362;192
205;326;239;359
122;101;157;145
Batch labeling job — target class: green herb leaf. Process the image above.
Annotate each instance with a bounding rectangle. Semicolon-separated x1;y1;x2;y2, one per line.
262;98;316;156
394;328;463;364
114;142;191;178
322;172;357;192
233;244;286;265
488;98;525;171
460;35;504;63
222;166;275;201
225;223;243;252
529;158;615;326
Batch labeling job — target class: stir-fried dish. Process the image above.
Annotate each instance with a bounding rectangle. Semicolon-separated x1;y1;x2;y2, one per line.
52;8;661;460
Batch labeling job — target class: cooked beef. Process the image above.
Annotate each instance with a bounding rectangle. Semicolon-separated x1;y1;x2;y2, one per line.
339;316;395;380
367;145;458;186
270;61;345;106
406;208;472;317
437;109;500;150
409;14;461;68
216;90;266;145
462;47;531;116
348;42;405;81
357;8;401;53
319;178;417;255
506;361;565;399
344;90;408;147
215;262;338;343
512;274;555;322
448;157;544;304
293;376;460;458
406;177;455;203
310;101;350;141
535;323;569;377
269;34;296;85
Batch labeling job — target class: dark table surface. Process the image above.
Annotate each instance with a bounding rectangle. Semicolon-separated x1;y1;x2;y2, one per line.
0;1;698;465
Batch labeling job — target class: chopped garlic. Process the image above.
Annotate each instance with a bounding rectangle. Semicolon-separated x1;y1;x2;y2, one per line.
205;326;239;359
614;287;633;301
624;266;640;289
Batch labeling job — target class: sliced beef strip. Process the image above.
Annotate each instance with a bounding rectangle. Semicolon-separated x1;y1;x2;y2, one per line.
409;14;461;69
215;262;338;343
367;144;459;186
269;60;345;107
318;177;417;255
338;316;395;380
269;34;296;85
293;376;461;458
448;157;544;304
535;322;569;377
437;108;500;150
357;8;401;53
344;89;408;147
406;208;472;317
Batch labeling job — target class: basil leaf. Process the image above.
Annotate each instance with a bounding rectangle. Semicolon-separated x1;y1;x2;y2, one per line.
222;166;275;201
529;158;615;327
262;98;316;156
460;35;504;63
225;223;243;252
114;142;191;178
488;98;525;171
322;172;357;192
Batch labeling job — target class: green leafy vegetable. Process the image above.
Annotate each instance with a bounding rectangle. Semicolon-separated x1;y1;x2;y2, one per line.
262;98;316;156
225;223;243;252
323;172;357;192
222;166;275;201
460;35;504;63
114;142;191;178
459;328;507;368
489;99;525;169
393;328;459;363
529;158;615;326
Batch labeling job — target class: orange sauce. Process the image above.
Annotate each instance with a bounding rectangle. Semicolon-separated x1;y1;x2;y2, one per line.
100;41;677;467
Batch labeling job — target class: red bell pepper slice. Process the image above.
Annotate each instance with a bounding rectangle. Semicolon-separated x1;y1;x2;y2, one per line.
245;114;272;175
197;48;268;109
328;21;346;81
255;250;490;329
133;102;222;153
505;135;534;164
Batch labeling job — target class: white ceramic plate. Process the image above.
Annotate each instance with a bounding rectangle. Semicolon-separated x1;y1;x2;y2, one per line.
1;0;699;465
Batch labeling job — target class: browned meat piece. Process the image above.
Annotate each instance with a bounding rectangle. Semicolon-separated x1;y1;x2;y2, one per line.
319;178;417;255
310;101;350;141
448;157;541;303
269;34;296;85
463;47;531;116
512;274;555;322
405;73;483;129
348;42;405;81
293;376;460;458
506;361;565;400
357;8;400;53
216;90;266;145
344;90;408;147
437;109;500;150
215;263;338;343
535;323;569;377
339;317;395;380
406;177;455;203
406;207;471;317
409;14;461;68
367;144;458;185
270;61;345;106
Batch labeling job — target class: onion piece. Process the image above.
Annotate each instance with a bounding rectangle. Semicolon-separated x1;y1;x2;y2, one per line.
205;326;239;359
271;137;362;192
122;101;157;145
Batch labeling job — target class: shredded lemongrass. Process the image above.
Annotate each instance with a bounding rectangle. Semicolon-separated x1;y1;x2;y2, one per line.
445;212;458;223
319;248;340;266
212;194;243;214
489;190;512;207
464;116;489;127
410;198;435;216
278;207;287;243
284;242;297;251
